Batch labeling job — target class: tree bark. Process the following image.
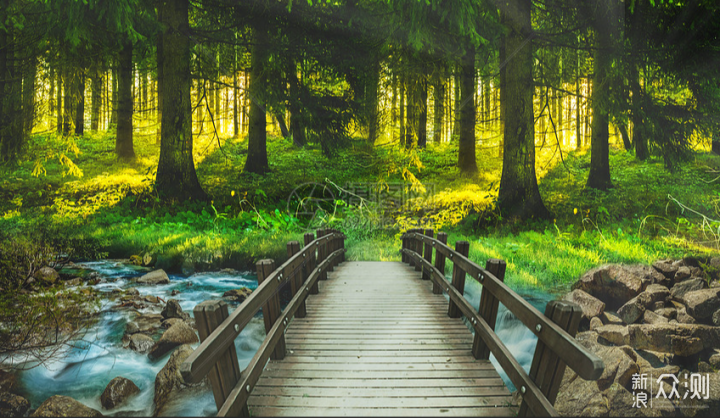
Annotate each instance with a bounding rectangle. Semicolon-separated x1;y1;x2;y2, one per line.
452;65;461;140
74;72;85;135
366;59;380;144
497;0;550;220
458;44;477;174
111;64;118;127
233;48;240;138
56;69;63;133
155;0;206;200
433;67;445;143
22;56;38;139
586;0;617;190
399;71;405;145
405;73;416;149
416;68;428;148
62;67;77;135
156;3;163;144
275;112;290;138
712;132;720;155
116;41;135;159
0;14;8;160
244;22;270;174
287;58;305;147
90;62;102;131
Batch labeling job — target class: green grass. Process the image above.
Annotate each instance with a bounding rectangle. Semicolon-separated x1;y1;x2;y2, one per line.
1;125;719;289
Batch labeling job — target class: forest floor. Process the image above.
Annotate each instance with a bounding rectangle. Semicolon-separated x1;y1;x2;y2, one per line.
2;126;719;292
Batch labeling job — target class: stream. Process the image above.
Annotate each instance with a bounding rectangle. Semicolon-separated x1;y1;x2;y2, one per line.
13;260;557;415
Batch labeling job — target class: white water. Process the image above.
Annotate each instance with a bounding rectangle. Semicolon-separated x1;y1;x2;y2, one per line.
15;261;555;415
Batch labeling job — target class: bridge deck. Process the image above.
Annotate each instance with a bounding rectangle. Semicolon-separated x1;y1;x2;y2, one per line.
247;261;517;416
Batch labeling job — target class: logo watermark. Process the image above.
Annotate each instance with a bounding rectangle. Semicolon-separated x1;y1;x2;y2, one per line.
631;372;711;410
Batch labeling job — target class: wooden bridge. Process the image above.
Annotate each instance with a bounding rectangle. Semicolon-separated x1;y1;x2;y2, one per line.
180;229;604;417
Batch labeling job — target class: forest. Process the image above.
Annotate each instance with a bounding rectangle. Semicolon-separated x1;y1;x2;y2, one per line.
1;0;720;415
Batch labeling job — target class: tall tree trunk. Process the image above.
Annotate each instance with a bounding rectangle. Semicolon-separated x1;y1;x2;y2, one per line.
156;3;163;144
366;59;380;144
155;0;206;200
111;63;118;127
416;68;428;148
0;15;8;159
233;45;240;138
452;66;460;140
141;67;148;114
630;63;648;160
275;112;290;138
712;132;720;155
287;58;305;147
56;69;63;133
62;67;77;135
90;63;102;131
214;48;220;129
391;72;397;132
458;44;477;174
399;72;405;145
617;121;631;150
244;22;270;174
575;44;582;148
405;74;416;149
49;67;55;115
116;41;135;159
497;0;550;220
242;67;248;134
74;71;85;135
586;0;618;190
432;67;445;143
22;56;38;139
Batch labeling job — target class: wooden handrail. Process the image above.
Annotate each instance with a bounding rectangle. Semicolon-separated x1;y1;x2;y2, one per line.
217;248;346;416
180;232;344;384
403;249;557;417
402;231;604;381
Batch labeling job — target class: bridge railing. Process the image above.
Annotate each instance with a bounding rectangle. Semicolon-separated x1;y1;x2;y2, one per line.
401;228;604;417
180;228;346;417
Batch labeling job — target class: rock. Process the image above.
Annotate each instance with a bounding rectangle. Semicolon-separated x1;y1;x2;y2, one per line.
683;288;720;319
180;260;195;277
153;345;207;415
708;350;720;369
125;287;140;296
676;306;697;324
713;309;720;326
129;255;143;266
144;295;159;304
617;297;645;324
136;270;170;285
643;309;669;325
65;277;81;286
600;311;624;325
596;324;629;346
161;318;184;329
171;290;180;296
653;260;679;278
674;266;692;283
572;264;658;310
128;334;154;353
589;316;603;330
638;284;671;307
628;323;720;356
223;287;253;303
0;392;30;417
148;322;198;360
563;289;605;321
671;277;706;301
127;313;164;334
654;307;677;320
34;266;59;286
0;371;16;393
99;377;140;410
31;395;103;417
161;299;187;320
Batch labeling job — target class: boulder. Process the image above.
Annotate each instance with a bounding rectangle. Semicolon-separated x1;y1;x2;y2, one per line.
617;296;645;324
600;311;624;325
671;277;707;301
0;392;30;417
713;309;720;326
136;270;170;285
674;266;692;283
0;370;16;393
99;377;140;410
627;323;720;356
676;306;697;324
683;288;720;319
642;309;669;325
31;395;103;417
128;334;154;353
127;314;163;334
143;295;159;304
654;307;677;320
142;253;156;267
595;324;629;346
562;289;605;321
161;299;189;321
161;318;184;329
153;344;207;415
125;287;140;296
148;322;198;360
34;266;59;286
223;287;253;303
653;260;679;278
589;316;603;331
64;277;81;287
170;290;180;296
572;264;658;310
129;255;143;266
637;284;670;307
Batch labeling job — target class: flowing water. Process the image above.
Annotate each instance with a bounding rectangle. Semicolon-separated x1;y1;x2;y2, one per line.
12;261;557;415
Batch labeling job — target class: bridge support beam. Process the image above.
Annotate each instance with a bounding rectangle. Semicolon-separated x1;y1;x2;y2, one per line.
447;240;469;318
304;233;319;294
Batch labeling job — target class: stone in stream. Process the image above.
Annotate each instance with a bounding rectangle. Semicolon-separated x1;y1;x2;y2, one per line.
153;344;208;415
34;266;59;286
562;289;605;321
126;313;164;334
0;392;30;417
147;322;198;360
31;395;103;417
161;299;189;321
99;377;140;410
136;270;170;285
128;334;154;353
223;287;253;303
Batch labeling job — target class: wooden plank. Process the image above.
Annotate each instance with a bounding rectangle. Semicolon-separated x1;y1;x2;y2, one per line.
248;395;514;408
248;406;516;417
265;362;497;371
250;386;511;398
260;369;503;379
277;356;486;364
284;350;474;357
255;378;507;388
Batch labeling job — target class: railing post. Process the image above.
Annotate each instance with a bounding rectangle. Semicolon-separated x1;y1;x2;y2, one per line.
401;231;408;263
330;229;339;268
194;300;248;416
287;241;306;318
317;229;327;279
304;233;319;295
407;229;416;268
432;232;448;294
447;240;469;318
422;228;434;280
473;259;507;359
256;259;285;360
413;229;422;272
518;300;582;417
340;231;346;262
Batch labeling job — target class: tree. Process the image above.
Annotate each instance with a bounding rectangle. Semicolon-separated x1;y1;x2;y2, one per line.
155;0;206;201
116;40;135;159
497;0;551;219
244;22;271;174
457;43;477;174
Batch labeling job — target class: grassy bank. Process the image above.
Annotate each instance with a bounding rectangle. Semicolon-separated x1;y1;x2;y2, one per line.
1;129;719;289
